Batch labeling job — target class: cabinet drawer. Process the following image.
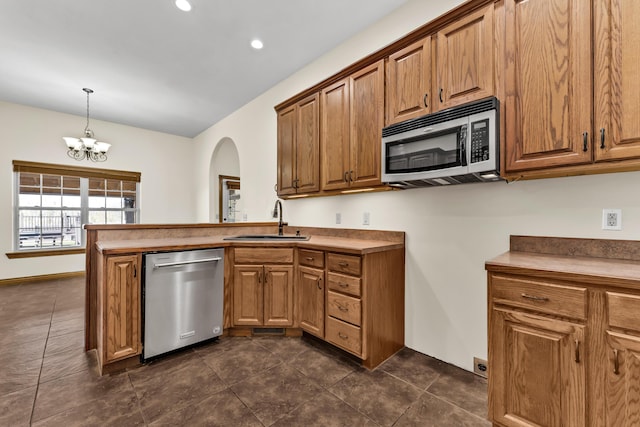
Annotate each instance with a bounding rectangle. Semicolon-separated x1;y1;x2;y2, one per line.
491;274;587;320
234;248;293;264
327;253;361;276
327;272;361;297
607;292;640;333
298;249;324;268
327;291;361;326
326;317;362;356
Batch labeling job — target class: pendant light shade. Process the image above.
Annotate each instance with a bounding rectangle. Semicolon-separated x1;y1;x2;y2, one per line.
63;88;111;162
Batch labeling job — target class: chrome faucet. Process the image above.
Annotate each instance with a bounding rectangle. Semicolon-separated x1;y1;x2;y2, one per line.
273;200;284;236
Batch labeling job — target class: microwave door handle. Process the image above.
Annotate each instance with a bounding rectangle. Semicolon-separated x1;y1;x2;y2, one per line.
460;126;468;167
461;141;467;166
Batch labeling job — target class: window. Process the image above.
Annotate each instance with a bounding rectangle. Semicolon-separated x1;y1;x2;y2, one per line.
13;161;141;251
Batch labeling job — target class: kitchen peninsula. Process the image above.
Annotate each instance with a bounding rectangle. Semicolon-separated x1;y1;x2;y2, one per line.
84;223;405;374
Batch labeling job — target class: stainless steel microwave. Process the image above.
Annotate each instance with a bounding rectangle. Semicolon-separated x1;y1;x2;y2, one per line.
381;97;501;187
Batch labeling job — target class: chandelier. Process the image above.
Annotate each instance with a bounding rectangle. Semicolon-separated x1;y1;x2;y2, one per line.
63;88;111;162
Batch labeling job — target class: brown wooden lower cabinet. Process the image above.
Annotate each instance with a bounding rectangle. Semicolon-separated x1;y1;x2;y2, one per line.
298;264;325;338
232;247;294;327
232;246;405;369
490;305;586;426
323;249;404;369
487;270;640;426
97;253;141;374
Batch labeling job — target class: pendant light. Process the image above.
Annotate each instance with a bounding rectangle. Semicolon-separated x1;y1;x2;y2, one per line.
63;88;111;162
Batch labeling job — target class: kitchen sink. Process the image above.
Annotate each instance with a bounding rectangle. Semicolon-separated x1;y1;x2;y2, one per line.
223;234;310;241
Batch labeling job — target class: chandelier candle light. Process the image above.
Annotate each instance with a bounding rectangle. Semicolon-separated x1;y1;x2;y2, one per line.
63;88;111;162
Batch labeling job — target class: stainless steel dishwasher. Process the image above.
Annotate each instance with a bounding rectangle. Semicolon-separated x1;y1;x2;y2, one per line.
143;248;224;360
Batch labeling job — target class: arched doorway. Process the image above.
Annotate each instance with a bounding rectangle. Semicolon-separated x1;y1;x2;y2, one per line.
209;138;240;222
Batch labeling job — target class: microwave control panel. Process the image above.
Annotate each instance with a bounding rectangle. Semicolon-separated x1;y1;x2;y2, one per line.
470;119;490;163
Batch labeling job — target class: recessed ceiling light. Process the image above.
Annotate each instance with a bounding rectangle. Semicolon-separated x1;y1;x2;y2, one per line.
251;39;264;50
175;0;192;12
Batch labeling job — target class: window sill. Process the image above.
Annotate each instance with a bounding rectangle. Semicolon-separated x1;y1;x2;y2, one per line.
6;248;85;259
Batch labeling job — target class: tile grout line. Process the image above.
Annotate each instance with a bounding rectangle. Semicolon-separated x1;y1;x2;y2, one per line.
320;370;383;427
28;289;58;425
152;344;278;425
421;389;491;424
227;387;267;427
383;368;490;424
125;373;149;426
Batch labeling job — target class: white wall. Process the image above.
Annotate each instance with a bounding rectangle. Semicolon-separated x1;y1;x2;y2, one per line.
0;101;195;280
192;0;640;371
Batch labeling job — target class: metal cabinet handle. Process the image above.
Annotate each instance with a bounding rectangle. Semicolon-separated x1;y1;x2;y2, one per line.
317;277;322;290
583;132;589;152
349;170;354;182
439;88;443;103
338;282;349;288
338;262;349;267
423;93;429;108
344;171;349;182
154;257;221;268
305;257;314;261
337;304;348;312
575;339;580;363
613;349;620;375
521;293;549;302
133;265;137;278
600;128;606;149
338;332;348;340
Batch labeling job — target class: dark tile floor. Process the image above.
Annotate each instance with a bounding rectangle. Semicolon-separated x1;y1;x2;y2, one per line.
0;276;491;426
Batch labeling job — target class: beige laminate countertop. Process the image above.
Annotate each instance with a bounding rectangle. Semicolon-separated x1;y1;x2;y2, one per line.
486;235;640;290
95;234;404;256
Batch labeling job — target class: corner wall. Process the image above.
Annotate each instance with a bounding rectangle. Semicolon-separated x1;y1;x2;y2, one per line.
192;0;640;372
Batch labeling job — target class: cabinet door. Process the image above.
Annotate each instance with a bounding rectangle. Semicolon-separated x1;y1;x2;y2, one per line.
605;331;640;426
295;93;320;193
436;4;494;109
104;254;140;362
321;79;350;191
350;60;384;188
503;0;592;172
233;266;263;326
298;265;324;338
386;38;431;125
277;105;297;196
264;265;294;326
594;0;640;162
491;307;586;426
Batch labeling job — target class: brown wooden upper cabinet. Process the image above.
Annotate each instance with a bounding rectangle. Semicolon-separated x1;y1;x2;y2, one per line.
435;4;495;110
593;0;640;162
386;38;432;125
503;0;592;172
504;0;640;174
321;60;384;191
385;4;494;126
277;93;320;196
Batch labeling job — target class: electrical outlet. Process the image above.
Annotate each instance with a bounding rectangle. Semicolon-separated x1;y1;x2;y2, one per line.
363;212;370;226
602;209;622;230
474;357;488;378
335;213;341;224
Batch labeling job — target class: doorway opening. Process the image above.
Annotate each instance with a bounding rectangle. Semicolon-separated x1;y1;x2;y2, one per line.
219;175;240;223
209;138;240;222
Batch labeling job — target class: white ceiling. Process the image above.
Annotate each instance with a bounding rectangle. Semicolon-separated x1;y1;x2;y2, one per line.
0;0;408;137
